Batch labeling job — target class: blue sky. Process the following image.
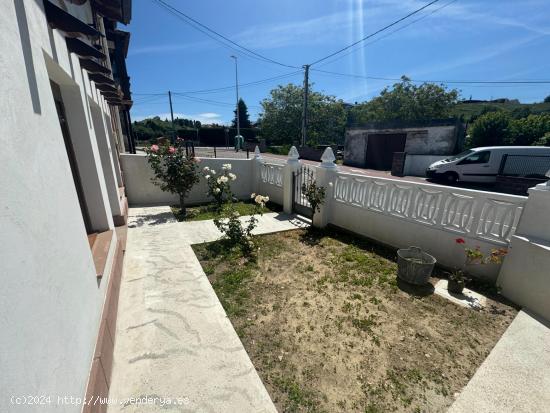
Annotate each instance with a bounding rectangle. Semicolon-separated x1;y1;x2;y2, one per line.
125;0;550;124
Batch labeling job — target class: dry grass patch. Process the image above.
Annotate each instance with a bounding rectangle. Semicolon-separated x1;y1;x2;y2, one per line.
193;229;516;413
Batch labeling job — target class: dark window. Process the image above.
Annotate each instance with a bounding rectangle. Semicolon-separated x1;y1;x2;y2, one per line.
50;81;93;234
459;151;491;165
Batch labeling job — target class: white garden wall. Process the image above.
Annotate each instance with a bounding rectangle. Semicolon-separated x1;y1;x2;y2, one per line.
328;171;526;282
120;154;255;206
120;147;530;283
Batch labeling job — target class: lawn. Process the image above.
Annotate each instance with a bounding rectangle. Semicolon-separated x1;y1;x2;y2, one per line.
193;229;517;413
171;200;281;222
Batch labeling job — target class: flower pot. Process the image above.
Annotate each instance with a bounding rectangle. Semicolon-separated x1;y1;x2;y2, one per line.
397;246;436;285
448;279;465;294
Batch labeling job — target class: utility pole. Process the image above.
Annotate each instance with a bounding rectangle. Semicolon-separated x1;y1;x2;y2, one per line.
168;90;175;143
230;55;240;137
301;64;310;147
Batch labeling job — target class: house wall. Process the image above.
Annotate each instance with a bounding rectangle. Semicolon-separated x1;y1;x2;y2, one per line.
120;154;255;206
0;1;124;411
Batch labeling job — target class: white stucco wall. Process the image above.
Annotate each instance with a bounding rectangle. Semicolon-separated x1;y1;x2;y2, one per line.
404;154;448;177
120;154;255;206
0;1;122;411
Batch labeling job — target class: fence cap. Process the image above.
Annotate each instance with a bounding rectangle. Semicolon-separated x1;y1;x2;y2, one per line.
320;147;337;168
254;146;262;159
287;146;300;163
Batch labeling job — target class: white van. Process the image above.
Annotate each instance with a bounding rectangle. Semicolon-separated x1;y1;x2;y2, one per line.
426;146;550;184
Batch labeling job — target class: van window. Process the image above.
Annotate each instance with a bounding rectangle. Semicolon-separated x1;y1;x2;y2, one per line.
459;151;491;165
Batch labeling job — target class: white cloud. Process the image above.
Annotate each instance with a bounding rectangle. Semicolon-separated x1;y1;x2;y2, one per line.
133;112;226;124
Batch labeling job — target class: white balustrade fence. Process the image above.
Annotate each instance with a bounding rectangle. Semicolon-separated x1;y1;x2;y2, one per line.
330;171;527;281
333;174;524;245
258;161;284;205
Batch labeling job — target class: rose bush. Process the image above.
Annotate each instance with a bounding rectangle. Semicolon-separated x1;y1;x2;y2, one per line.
145;140;200;217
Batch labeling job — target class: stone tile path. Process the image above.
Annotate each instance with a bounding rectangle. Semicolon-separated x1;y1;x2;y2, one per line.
107;207;308;413
449;310;550;413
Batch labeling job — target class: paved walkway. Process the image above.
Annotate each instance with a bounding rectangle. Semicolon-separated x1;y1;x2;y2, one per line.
107;207;308;413
449;310;550;413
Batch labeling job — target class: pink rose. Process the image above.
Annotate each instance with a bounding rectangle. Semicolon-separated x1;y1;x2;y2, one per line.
150;144;159;153
168;146;176;154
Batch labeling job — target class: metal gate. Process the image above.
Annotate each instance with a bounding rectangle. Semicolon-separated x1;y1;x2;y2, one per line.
292;165;315;217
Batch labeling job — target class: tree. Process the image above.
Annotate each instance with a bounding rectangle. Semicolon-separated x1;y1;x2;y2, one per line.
145;140;200;216
349;76;459;124
259;83;346;146
468;111;510;147
544;95;550;103
508;114;550;145
232;98;252;131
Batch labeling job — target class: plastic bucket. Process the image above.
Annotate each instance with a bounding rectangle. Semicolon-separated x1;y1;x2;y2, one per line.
397;246;436;285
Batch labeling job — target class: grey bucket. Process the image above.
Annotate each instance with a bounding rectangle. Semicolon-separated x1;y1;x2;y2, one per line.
397;246;436;285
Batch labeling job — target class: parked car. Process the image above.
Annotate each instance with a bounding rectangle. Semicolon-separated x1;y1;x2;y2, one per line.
426;146;550;184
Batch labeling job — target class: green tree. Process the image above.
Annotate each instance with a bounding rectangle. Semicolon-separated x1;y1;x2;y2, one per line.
259;83;346;146
544;95;550;103
232;98;252;130
508;114;550;145
468;111;511;147
349;76;459;124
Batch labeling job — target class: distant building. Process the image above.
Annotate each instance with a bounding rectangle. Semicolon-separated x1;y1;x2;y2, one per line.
1;0;133;411
344;119;464;172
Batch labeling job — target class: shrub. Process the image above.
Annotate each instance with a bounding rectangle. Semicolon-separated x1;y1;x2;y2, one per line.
214;194;269;255
202;163;237;211
145;139;200;216
302;180;326;225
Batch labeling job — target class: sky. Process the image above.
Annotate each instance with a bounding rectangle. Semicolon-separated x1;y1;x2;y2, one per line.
124;0;550;125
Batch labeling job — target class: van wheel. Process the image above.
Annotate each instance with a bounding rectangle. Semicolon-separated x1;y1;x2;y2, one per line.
443;172;458;185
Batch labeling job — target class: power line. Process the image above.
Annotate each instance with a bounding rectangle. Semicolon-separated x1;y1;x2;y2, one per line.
309;0;442;66
152;0;299;69
311;69;550;84
316;0;459;68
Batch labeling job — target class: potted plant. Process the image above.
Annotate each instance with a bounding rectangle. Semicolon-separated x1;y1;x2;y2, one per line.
451;238;508;294
448;270;470;294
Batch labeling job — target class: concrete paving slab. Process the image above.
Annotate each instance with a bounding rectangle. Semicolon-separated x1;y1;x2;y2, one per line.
449;310;550;413
434;279;487;310
107;207;308;413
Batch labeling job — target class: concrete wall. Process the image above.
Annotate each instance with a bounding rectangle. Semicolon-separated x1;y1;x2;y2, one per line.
498;185;550;320
404;126;456;155
0;1;124;411
345;125;458;167
343;129;368;167
120;154;256;206
404;154;448;177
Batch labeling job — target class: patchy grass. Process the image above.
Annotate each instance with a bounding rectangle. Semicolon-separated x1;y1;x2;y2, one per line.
193;229;517;413
171;200;281;222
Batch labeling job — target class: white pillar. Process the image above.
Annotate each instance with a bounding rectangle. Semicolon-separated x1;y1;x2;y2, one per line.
312;147;338;228
251;145;263;195
283;146;300;214
497;179;550;320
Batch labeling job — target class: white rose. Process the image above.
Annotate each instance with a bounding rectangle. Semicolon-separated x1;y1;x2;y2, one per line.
205;175;210;179
229;173;236;181
214;188;221;194
222;163;232;170
251;193;256;199
210;169;216;175
264;196;269;202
